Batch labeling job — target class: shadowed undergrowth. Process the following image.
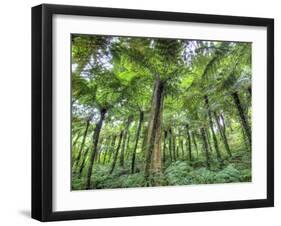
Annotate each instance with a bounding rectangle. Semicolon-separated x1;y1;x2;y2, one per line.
72;150;251;190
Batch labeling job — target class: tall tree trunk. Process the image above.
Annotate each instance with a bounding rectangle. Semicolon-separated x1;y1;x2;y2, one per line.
141;124;148;152
78;147;90;178
204;95;223;165
95;137;104;164
138;125;147;161
180;138;184;160
232;92;252;145
96;137;104;164
72;131;81;149
102;136;112;164
241;127;250;151
125;133;131;160
119;115;133;167
220;114;226;134
110;131;123;174
144;77;165;182
71;132;81;170
206;128;213;153
131;111;144;174
162;130;168;165
173;132;176;160
200;128;210;169
97;152;101;164
73;120;90;169
107;135;117;163
186;124;192;161
168;128;173;162
86;108;107;189
214;111;232;157
191;132;198;159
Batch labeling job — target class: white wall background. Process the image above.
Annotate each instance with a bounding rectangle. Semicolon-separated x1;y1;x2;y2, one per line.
0;0;278;225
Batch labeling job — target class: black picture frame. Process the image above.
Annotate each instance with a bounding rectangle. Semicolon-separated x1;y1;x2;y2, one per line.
31;3;274;222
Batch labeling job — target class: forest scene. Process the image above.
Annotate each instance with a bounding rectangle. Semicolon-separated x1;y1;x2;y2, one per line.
71;34;252;190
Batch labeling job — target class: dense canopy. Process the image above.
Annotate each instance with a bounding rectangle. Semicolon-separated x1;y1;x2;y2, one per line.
71;34;252;190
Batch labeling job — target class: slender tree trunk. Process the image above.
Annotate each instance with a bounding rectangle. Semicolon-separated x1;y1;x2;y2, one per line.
107;135;117;163
173;132;176;160
186;124;192;161
214;111;232;157
96;137;104;164
78;147;90;178
73;120;90;169
220;114;226;134
119;115;133;167
180;138;184;160
162;130;168;165
71;132;81;170
125;133;131;160
232;92;251;145
102;136;112;164
191;132;198;159
141;124;148;152
204;95;223;164
97;152;101;164
200;128;210;169
138;125;147;161
206;128;213;153
176;146;179;159
110;131;123;174
86;108;107;189
241;127;250;151
95;137;104;164
72;131;81;149
131;111;144;174
168;128;173;162
144;77;165;182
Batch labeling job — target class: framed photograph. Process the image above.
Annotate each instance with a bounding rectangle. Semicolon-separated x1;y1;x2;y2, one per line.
31;4;274;221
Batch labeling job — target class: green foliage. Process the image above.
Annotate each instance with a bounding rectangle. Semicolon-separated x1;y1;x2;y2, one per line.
213;164;241;183
84;164;147;189
165;161;193;185
164;160;250;186
73;146;251;190
72;153;251;190
71;34;252;190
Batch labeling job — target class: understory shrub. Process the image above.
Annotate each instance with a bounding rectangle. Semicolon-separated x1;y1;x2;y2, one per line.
72;158;251;190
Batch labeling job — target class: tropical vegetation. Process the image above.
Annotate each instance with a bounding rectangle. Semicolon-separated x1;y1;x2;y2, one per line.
71;35;252;190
